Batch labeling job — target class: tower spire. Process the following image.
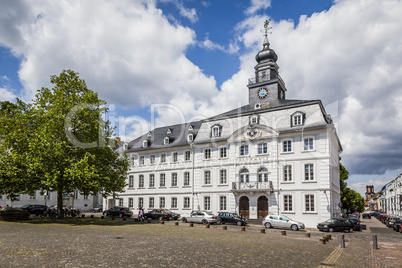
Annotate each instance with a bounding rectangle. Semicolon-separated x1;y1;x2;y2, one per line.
261;19;272;49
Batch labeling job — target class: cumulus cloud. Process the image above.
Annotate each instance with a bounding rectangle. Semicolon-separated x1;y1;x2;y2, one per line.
245;0;272;15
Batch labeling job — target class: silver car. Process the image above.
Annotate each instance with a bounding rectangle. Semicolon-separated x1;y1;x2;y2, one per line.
263;215;305;231
181;211;218;224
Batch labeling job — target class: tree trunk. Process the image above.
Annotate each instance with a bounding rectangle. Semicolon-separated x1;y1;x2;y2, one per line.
57;190;64;218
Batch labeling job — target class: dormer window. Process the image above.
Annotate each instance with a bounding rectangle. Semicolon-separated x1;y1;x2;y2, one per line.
188;125;193;131
291;111;306;127
143;140;148;148
211;124;222;137
164;137;170;145
147;132;152;137
124;143;128;150
166;128;172;134
187;133;194;142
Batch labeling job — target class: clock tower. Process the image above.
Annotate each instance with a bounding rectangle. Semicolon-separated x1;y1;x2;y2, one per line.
248;20;287;106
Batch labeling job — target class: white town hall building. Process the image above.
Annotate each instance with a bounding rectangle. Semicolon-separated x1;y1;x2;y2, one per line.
106;23;343;228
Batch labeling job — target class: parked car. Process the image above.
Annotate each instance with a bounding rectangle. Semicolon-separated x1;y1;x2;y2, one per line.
386;217;400;228
349;218;361;231
262;215;305;231
351;212;360;218
392;219;402;232
317;218;355;233
20;204;48;216
143;209;180;221
181;211;218;224
102;206;133;218
217;212;247;226
92;205;103;213
362;213;371;219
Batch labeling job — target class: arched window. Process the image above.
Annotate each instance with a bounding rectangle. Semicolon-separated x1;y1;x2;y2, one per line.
240;169;249;183
258;167;268;182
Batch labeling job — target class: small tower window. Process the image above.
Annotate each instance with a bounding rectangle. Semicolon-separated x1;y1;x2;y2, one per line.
164;137;170;145
291;111;306;127
211;124;222;137
188;125;193;131
250;115;259;125
188;133;194;142
166;128;172;134
143;140;148;148
147;132;152;137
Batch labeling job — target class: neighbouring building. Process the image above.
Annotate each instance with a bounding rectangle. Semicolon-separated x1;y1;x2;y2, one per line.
106;22;343;228
378;174;402;217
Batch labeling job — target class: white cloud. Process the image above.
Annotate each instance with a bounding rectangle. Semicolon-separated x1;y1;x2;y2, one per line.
245;0;272;15
0;87;16;101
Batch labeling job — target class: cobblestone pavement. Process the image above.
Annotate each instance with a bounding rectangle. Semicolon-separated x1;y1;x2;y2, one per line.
0;216;401;267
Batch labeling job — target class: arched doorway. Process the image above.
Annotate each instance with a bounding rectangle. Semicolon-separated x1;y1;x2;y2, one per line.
257;196;268;218
239;196;249;218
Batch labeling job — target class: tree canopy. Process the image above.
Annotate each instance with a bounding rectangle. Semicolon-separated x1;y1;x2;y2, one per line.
0;70;129;216
340;160;365;213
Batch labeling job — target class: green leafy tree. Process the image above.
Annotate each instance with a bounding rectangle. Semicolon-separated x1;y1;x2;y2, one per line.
339;160;365;213
0;70;129;216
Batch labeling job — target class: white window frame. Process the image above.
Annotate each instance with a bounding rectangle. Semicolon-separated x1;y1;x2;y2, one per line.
184;172;190;186
258;142;268;154
128;198;133;208
304;194;315;212
172;152;178;163
219;196;227;211
171;197;177;208
149;174;155;187
184;151;191;161
303;137;314;151
204;170;211;185
204;148;211;160
240;145;249;156
240;169;249;183
204;196;211;211
251;116;258;124
220;169;227;184
293;114;302;126
282;139;292;153
283;165;293;182
160;154;166;163
187;134;193;142
138;197;143;208
212;126;220;137
304;164;315;181
283;194;293;212
171;173;178;187
128;175;134;188
219;147;227;158
139;156;145;165
160;173;166;187
159;197;165;208
143;140;148;147
150;155;155;164
119;198;123;206
258;168;268;182
149;197;154;208
139;175;144;188
184;197;190;208
164;137;169;145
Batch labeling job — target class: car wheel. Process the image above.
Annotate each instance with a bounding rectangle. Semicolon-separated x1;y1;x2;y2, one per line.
349;228;354;233
202;219;208;225
291;224;298;231
182;217;187;223
265;222;272;228
329;228;334;232
217;219;222;225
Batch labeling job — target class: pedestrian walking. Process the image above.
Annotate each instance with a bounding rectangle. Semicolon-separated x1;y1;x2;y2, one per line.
138;207;144;222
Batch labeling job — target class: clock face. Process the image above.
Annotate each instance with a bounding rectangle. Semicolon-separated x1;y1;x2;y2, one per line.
258;88;268;99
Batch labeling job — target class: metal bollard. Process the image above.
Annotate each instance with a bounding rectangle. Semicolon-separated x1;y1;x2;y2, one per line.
305;232;310;237
281;230;286;236
206;224;210;228
223;226;227;230
160;220;164;224
147;218;151;223
373;235;378;250
341;234;345;248
241;226;246;231
90;215;94;218
175;221;179;226
101;216;104;219
82;214;85;218
189;223;193;227
319;238;326;244
123;217;127;221
261;228;265;233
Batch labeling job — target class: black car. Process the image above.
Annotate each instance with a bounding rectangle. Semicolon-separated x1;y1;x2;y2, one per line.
103;206;133;218
20;204;48;216
362;213;371;219
217;212;247;226
317;218;355;233
143;209;180;221
349;218;361;231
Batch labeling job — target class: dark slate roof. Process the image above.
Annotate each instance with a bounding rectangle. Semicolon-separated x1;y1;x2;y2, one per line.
208;99;318;120
127;121;202;152
126;99;322;152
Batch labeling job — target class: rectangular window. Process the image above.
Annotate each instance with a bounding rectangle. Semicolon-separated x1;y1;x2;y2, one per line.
283;165;292;182
305;194;315;212
150;155;155;164
139;175;144;188
220;196;227;211
220;169;227;184
171;197;177;208
83;195;88;200
140;156;145;165
129;198;133;208
119;198;123;206
138;198;143;209
185;151;191;161
220;147;227;158
305;164;314;181
129;175;134;188
161;154;166;163
304;138;314;151
204;149;211;159
160;197;165;208
283;195;293;211
283;140;292;152
173;152;178;162
74;190;79;199
29;192;36;200
149;197;154;208
204;196;211;211
160;174;166;187
171;173;178;187
204;170;211;185
240;145;249;156
184;197;190;208
258;143;268;154
212;127;220;137
293;115;302;126
184;172;190;186
149;174;155;187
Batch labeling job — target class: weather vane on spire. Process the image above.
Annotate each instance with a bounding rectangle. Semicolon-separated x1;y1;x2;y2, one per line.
261;19;272;37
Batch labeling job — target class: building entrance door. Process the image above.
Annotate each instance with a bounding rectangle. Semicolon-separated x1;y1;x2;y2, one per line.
239;196;249;218
257;196;268;218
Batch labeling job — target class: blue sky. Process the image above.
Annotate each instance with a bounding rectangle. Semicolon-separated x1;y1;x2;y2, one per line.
1;0;402;197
